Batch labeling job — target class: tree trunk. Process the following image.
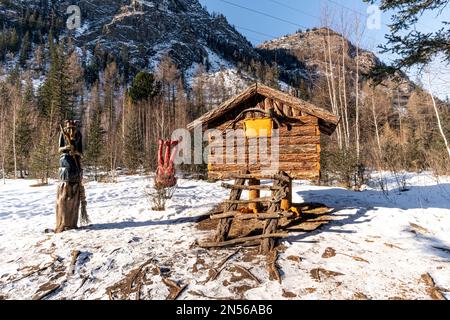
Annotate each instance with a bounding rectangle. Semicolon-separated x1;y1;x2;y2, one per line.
355;45;361;162
427;72;450;158
55;182;81;233
0;106;5;184
12;96;17;179
372;92;382;155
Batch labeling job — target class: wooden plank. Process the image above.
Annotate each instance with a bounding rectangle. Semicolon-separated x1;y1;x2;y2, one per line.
215;174;247;242
279;125;318;137
283;104;292;117
273;100;283;115
208;161;318;171
209;135;320;148
230;173;291;182
237;212;294;220
221;183;281;191
208;155;319;166
282;144;318;154
208;170;320;181
199;233;289;248
292;108;301;117
264;98;273;112
211;153;319;161
256;84;339;125
216;117;318;131
224;197;275;204
277;154;319;162
210;211;294;220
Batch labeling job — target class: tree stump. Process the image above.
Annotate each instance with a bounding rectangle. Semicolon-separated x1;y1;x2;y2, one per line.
55;182;81;233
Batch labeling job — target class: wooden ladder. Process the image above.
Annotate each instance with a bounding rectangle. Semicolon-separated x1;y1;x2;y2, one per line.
209;171;292;254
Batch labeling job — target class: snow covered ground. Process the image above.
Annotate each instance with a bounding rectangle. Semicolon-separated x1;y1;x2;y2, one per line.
0;173;449;300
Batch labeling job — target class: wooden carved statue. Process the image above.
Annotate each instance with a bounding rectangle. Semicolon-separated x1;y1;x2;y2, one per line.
55;120;89;233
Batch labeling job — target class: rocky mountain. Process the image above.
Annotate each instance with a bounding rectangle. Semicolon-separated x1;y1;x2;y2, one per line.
259;27;415;105
0;0;310;88
0;0;251;68
0;0;416;103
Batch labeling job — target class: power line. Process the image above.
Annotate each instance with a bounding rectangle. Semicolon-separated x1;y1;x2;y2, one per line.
219;0;398;64
324;0;436;32
218;0;309;29
265;0;397;53
234;25;280;39
268;0;321;21
266;0;384;45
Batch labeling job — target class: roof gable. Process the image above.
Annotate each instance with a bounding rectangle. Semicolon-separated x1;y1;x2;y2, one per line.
187;83;340;135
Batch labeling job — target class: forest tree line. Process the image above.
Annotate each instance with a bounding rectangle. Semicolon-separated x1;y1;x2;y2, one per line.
0;29;449;188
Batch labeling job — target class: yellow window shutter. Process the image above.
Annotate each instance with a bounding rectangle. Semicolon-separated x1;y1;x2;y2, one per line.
244;118;273;138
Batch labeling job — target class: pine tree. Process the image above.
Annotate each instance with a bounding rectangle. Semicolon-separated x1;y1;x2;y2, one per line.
123;111;143;174
129;71;159;103
30;125;54;184
85;83;104;181
19;31;31;67
38;39;72;120
364;0;449;75
15;76;34;178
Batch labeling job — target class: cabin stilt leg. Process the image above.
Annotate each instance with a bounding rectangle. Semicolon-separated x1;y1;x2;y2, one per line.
260;218;279;254
280;178;292;211
214;174;247;242
248;178;260;212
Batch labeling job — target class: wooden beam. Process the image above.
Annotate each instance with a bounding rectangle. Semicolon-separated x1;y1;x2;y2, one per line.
256;84;339;125
229;173;291;182
264;98;273;112
210;211;293;220
224;197;275;204
199;233;289;248
221;183;281;191
248;178;260;212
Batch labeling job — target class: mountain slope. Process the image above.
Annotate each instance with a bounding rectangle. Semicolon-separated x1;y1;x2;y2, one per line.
0;0;257;71
258;27;415;104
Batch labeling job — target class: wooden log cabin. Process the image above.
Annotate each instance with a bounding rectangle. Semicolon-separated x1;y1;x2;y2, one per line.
187;83;340;183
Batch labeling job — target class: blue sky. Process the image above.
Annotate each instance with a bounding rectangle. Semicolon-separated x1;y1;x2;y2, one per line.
199;0;449;97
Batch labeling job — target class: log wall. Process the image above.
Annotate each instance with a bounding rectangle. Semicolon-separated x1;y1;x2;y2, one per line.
207;96;322;180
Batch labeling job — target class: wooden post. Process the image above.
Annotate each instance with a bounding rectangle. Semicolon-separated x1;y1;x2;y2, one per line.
280;177;292;211
248;178;260;212
215;172;247;242
260;171;291;254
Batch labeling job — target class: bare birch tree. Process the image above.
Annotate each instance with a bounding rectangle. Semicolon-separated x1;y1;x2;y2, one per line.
425;67;450;158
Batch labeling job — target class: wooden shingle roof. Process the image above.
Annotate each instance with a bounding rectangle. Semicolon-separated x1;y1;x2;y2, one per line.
187;83;340;135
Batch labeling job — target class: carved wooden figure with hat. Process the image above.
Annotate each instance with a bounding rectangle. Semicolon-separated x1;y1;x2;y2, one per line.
55;120;89;233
